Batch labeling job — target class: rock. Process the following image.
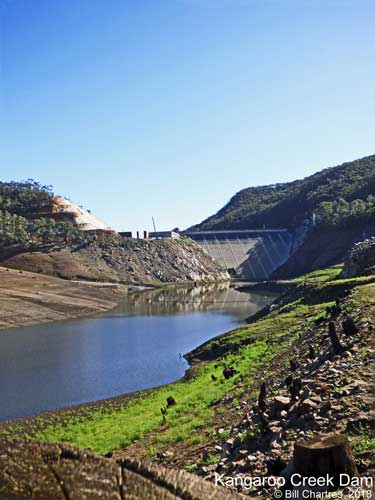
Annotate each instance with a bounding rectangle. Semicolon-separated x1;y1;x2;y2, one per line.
298;399;317;414
309;395;323;404
319;401;332;414
273;396;291;411
343;237;375;278
346;413;375;433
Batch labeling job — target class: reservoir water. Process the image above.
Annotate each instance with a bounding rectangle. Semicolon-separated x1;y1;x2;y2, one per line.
0;284;271;421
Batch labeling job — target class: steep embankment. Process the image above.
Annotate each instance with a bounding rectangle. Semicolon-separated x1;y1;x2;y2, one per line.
0;266;128;330
191;154;375;278
0;233;228;284
343;236;375;278
272;225;375;279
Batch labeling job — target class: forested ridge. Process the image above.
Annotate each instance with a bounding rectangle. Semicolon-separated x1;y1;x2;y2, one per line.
191;154;375;231
0;180;84;247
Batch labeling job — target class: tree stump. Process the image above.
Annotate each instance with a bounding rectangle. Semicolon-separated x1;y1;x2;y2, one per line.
290;359;299;372
328;322;343;353
342;317;359;336
0;437;245;499
258;382;267;411
167;396;176;407
223;366;236;379
293;434;358;486
290;377;302;402
308;345;316;360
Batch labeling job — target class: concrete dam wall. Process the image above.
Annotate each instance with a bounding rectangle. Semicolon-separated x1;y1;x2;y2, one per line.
185;230;294;279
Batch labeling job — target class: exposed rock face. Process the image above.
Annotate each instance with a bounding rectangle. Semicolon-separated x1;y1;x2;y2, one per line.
52;196;113;231
1;234;229;284
343;237;375;277
273;226;375;279
0;438;244;499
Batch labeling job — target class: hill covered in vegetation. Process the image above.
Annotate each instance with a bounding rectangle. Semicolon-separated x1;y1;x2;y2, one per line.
0;181;86;248
0;180;228;285
191;154;375;231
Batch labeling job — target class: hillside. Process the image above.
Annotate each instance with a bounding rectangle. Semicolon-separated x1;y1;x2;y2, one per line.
0;181;228;285
191;154;375;231
1;233;228;284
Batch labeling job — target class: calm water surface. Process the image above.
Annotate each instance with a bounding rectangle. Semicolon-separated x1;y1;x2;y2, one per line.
0;284;271;420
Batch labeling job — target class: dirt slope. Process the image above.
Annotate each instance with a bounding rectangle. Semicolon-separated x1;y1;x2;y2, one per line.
0;267;127;330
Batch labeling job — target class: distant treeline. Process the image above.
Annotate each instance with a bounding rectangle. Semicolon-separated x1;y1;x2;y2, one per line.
0;211;86;247
0;180;53;215
0;180;85;247
192;154;375;231
315;196;375;228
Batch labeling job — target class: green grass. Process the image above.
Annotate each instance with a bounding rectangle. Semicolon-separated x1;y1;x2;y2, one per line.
354;281;375;303
292;264;343;283
202;452;221;465
349;424;375;454
29;299;329;455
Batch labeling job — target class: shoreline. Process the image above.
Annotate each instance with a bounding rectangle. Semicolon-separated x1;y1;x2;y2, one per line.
0;266;129;331
1;268;374;487
0;267;243;426
0;265;233;331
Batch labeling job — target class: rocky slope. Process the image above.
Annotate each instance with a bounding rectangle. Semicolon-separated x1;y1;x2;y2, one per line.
201;292;375;497
343;237;375;278
272;225;375;279
1;233;229;284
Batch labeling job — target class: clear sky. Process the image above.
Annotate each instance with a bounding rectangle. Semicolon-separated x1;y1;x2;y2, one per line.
1;0;375;232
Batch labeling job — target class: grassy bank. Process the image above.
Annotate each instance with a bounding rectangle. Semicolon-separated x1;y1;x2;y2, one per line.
3;266;372;459
7;296;332;456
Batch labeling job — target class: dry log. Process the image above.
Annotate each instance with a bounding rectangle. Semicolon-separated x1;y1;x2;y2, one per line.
0;437;245;499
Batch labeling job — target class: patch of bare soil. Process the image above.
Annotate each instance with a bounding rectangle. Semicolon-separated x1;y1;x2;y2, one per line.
0;266;127;330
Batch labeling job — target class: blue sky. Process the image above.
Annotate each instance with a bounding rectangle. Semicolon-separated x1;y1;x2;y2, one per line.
1;0;375;232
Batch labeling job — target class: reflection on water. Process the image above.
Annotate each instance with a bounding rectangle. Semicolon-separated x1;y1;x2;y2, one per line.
111;283;270;320
0;285;272;421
